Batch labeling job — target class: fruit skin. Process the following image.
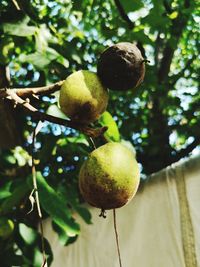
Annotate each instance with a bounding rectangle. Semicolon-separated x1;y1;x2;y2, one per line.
97;42;145;91
79;142;140;210
59;70;109;123
0;217;14;239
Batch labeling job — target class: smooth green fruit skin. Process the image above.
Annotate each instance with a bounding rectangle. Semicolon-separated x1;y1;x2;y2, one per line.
0;217;14;239
79;142;140;210
59;70;109;123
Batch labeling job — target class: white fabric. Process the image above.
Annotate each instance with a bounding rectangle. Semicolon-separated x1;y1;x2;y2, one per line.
43;154;200;267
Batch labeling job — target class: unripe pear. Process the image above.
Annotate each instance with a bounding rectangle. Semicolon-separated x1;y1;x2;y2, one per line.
97;42;145;91
59;70;109;123
79;142;140;210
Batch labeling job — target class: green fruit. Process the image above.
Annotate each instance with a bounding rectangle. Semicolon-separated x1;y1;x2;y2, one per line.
59;70;109;123
79;142;140;210
0;217;14;239
97;42;145;91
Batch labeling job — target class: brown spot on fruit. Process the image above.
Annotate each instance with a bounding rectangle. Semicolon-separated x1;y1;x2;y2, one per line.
59;70;109;123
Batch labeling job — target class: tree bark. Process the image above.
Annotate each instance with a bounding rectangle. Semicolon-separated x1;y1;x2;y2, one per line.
0;65;22;148
158;5;192;83
146;3;195;173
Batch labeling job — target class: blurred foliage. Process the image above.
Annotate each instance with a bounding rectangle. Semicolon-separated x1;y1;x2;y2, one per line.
0;0;199;265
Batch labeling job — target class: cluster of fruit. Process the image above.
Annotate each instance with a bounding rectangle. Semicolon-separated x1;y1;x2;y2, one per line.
59;42;146;211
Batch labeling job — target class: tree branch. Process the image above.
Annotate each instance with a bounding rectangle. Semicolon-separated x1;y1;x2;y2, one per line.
154;32;162;67
113;0;134;29
174;137;200;162
0;65;22;148
163;0;173;14
5;90;107;138
113;0;146;58
158;3;193;83
184;0;190;8
136;41;146;59
0;80;64;99
158;45;176;82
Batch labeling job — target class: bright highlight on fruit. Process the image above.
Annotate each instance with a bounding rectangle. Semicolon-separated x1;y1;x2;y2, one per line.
59;70;109;123
79;142;140;210
97;42;146;91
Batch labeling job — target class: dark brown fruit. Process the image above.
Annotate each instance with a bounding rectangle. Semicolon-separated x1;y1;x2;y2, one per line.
97;42;145;91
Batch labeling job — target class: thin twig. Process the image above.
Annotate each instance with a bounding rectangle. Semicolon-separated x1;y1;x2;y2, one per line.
173;136;200;162
113;0;134;29
31;122;47;266
12;0;21;10
113;209;122;267
89;137;97;150
157;2;193;83
0;81;64;99
5;90;107;138
113;0;146;58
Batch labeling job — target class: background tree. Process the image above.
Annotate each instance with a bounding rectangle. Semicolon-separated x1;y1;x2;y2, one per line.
0;0;199;266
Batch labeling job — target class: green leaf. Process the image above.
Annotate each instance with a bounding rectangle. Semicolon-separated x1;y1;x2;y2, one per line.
0;37;15;64
0;181;12;200
17;223;53;267
3;153;16;165
0;181;29;215
52;221;78;246
142;2;169;31
34;172;80;236
18;52;52;69
59;184;92;224
35;25;50;51
3;17;37;37
168;11;178;20
19;223;37;245
121;0;144;13
46;47;69;68
57;135;89;147
46;104;68;119
12;146;31;167
130;29;153;44
73;205;92;224
18;48;69;69
99;111;120;142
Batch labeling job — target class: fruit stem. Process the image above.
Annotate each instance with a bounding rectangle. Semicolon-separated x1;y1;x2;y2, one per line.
113;209;123;267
